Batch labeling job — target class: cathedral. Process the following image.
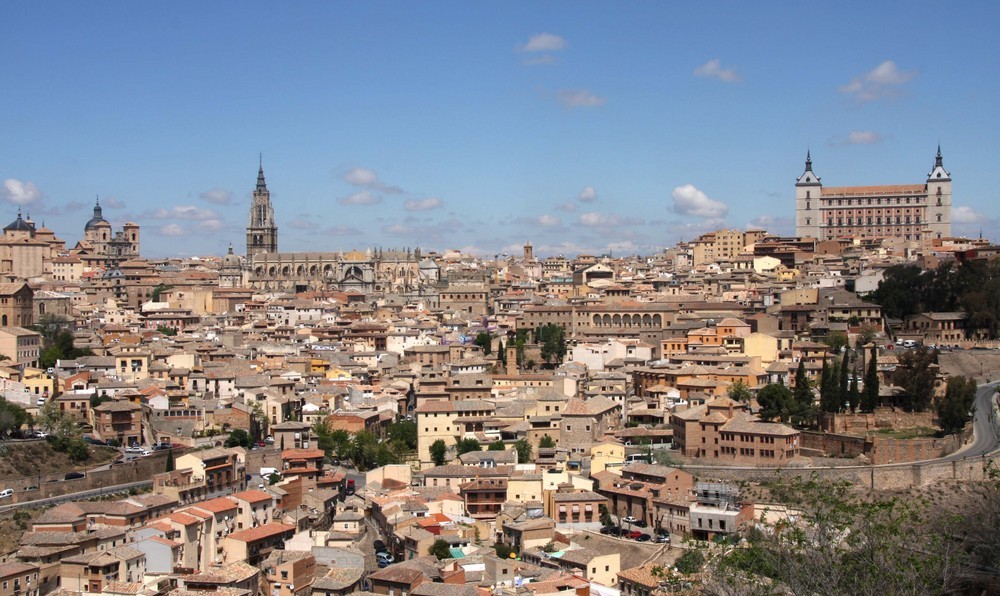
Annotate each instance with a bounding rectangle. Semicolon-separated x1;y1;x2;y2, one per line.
242;161;438;294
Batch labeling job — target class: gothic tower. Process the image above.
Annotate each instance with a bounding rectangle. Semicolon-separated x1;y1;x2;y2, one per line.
925;145;952;240
246;158;278;256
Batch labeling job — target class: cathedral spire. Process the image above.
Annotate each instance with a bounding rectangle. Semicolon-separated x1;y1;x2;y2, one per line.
935;143;943;168
805;149;813;172
257;154;267;192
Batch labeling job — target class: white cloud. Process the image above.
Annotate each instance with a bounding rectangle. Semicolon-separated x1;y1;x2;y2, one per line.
342;167;402;193
693;59;741;83
150;205;220;220
578;186;598;202
577;212;644;227
517;33;567;53
103;196;125;208
323;225;363;236
160;224;186;236
197;220;224;232
830;130;883;146
554;201;578;213
289;218;320;231
1;179;43;205
199;188;234;205
671;184;729;218
952;206;989;225
556;89;607;108
839;60;916;102
538;214;561;227
338;191;382;206
404;197;443;211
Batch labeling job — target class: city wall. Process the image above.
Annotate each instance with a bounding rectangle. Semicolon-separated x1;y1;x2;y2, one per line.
684;453;996;492
819;410;937;434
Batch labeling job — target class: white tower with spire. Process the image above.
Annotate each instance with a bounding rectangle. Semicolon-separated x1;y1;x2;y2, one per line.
925;145;952;239
246;156;278;256
794;150;822;239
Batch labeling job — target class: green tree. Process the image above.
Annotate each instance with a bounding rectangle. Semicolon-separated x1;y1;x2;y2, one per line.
937;375;977;434
819;358;839;413
824;331;848;353
474;331;492;355
726;379;753;403
487;439;506;451
497;339;506;367
537;324;567;365
513;439;532;464
455;437;482;456
429;538;452;560
756;383;794;423
847;370;861;413
225;429;251;448
493;542;515;559
538;434;555;448
430;439;448;466
675;549;705;575
165;448;175;472
156;325;178;337
599;503;612;527
892;345;938;412
861;346;880;413
792;360;813;412
838;352;850;412
0;398;30;437
386;419;418;451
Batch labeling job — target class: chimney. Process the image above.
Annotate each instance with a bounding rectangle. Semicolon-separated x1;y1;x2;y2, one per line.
506;345;518;376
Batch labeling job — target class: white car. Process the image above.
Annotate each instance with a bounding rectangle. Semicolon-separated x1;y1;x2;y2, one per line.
125;445;145;454
622;516;638;524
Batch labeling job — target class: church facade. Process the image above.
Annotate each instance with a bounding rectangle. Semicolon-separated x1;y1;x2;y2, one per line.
243;162;437;294
795;147;952;242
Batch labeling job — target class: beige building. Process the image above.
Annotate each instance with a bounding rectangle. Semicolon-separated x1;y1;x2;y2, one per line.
0;327;41;369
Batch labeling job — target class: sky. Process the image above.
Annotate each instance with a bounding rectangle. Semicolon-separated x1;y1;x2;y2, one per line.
2;2;999;258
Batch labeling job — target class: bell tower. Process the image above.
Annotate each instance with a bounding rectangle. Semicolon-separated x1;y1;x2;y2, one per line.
925;145;952;240
795;150;822;239
246;156;278;256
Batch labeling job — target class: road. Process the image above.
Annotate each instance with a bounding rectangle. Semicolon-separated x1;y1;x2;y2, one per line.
942;381;1000;461
0;479;152;514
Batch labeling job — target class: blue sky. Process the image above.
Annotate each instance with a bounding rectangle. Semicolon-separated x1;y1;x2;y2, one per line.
2;2;998;258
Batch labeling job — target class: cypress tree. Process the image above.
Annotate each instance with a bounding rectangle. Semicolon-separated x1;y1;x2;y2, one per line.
793;360;813;410
861;347;880;413
838;353;850;412
819;357;834;413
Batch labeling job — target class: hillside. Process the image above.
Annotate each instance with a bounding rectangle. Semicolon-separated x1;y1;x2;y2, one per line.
0;441;117;481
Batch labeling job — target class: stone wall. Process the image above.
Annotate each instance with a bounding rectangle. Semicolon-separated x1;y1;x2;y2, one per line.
819;410;937;434
681;453;995;492
800;431;870;458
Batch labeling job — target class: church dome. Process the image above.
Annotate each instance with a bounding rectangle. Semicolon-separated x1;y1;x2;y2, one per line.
4;211;33;232
85;200;109;231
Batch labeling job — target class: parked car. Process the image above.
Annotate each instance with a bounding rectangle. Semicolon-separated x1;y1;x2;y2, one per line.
0;489;13;498
64;472;85;480
264;436;275;444
655;533;671;543
622;516;638;524
626;530;643;540
634;519;648;528
600;526;612;535
24;485;38;491
373;540;387;552
376;552;394;564
125;445;145;454
635;534;651;542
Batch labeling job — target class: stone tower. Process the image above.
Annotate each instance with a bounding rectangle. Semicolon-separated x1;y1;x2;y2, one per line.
925;145;952;240
246;157;278;256
794;150;822;239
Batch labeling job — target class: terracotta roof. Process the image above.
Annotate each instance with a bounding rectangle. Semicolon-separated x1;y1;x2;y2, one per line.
230;490;273;503
192;497;238;514
225;521;295;543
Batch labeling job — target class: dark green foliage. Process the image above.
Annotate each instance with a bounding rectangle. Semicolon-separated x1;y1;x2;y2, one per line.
386;419;418;450
156;325;178;337
224;429;251;448
165;448;175;472
430;439;448;466
513;439;532;463
756;384;794;423
429;539;451;560
869;261;1000;338
151;284;174;302
792;360;813;410
455;437;482;456
488;440;506;451
861;347;880;412
892;346;938;412
538;434;555;448
819;358;836;413
0;397;30;437
268;472;280;485
38;324;94;370
493;542;516;559
474;332;492;355
937;376;978;434
674;549;705;574
90;393;112;408
838;353;850;412
824;331;848;353
536;324;567;365
726;380;752;403
599;503;612;527
497;339;506;366
848;371;861;413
